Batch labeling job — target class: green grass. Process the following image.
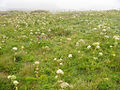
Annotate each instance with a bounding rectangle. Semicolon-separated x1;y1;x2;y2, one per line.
0;10;120;90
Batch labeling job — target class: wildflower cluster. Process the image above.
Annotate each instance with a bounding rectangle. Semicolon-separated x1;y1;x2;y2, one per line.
8;75;19;90
34;61;40;78
54;57;72;89
12;47;18;61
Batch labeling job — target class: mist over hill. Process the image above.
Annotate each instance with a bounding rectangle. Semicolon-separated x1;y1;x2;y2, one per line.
0;0;120;11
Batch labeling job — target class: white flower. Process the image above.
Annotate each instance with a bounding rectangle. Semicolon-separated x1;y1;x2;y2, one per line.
113;35;120;40
35;61;40;65
78;39;85;44
93;28;97;30
98;24;103;28
67;38;72;41
75;42;79;46
112;54;116;56
13;80;19;85
30;32;33;35
55;75;58;79
103;29;106;32
78;51;80;53
59;58;63;61
100;32;104;35
60;82;69;89
35;71;38;73
37;29;40;31
60;39;62;41
93;42;100;46
104;35;109;38
99;52;103;56
87;45;91;49
36;68;39;70
96;45;100;49
35;32;38;34
56;69;64;75
58;80;63;83
68;54;72;58
21;46;24;49
93;57;98;60
0;47;1;49
11;75;16;80
110;45;113;48
12;47;18;51
45;46;50;50
8;75;11;79
48;29;51;32
41;33;45;36
60;63;63;65
107;27;110;29
54;58;57;60
3;35;6;39
1;40;5;43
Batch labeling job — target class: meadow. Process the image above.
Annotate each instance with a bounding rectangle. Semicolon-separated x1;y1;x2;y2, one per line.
0;10;120;90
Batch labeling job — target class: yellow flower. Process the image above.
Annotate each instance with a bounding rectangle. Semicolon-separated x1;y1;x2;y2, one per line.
104;78;109;81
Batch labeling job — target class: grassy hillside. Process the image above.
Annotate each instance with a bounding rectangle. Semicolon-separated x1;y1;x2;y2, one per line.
0;10;120;90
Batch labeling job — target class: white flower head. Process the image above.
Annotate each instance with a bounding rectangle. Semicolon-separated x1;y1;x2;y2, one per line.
35;71;38;74
21;46;24;49
30;32;33;35
100;32;104;35
11;75;16;80
75;42;79;46
12;47;18;51
35;61;40;65
59;58;63;61
1;40;5;43
55;75;58;79
110;45;113;48
56;69;64;75
41;33;45;36
54;58;57;61
93;42;100;46
104;35;109;38
60;82;69;89
78;39;85;44
96;45;100;49
93;57;98;60
60;63;63;65
68;54;72;58
103;29;106;32
48;29;51;32
36;68;39;70
58;80;63;83
112;54;116;56
78;51;80;53
93;28;97;30
13;80;19;86
99;52;103;56
67;38;72;41
98;24;103;28
8;75;11;79
35;32;38;34
87;45;91;49
113;35;120;40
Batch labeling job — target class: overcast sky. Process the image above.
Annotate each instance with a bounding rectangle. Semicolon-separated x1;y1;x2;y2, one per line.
0;0;120;11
